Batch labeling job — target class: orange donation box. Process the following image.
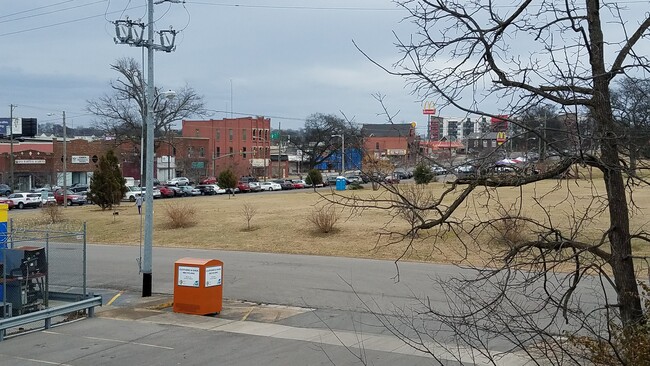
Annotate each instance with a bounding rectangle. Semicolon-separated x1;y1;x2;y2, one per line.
173;258;223;315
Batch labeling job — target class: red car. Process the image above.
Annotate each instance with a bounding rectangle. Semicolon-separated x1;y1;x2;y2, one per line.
0;198;15;209
200;176;217;184
54;189;87;206
237;181;251;193
157;186;175;198
291;180;305;189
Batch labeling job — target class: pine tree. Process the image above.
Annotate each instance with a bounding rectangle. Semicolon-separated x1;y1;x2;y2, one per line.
217;169;237;197
89;150;128;210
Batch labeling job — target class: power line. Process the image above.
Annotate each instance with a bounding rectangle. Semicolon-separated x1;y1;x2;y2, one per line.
0;0;77;20
0;0;107;25
205;109;307;122
0;4;146;37
184;1;400;11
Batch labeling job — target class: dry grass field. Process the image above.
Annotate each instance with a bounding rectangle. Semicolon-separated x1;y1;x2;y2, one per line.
10;178;650;271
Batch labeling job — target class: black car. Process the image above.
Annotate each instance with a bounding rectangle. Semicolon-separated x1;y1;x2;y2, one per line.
196;184;216;195
70;184;89;193
271;179;294;190
0;184;11;196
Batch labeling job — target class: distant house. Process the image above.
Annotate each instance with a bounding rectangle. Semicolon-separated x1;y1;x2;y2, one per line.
361;124;417;168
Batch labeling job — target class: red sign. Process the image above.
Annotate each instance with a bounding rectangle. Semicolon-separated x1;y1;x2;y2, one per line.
422;101;436;115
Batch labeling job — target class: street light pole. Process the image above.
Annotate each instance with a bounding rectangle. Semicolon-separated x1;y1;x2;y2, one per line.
62;111;67;207
142;0;155;297
332;134;345;175
9;104;15;191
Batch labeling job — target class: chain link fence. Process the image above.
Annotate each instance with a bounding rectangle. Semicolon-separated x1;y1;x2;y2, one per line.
1;219;87;318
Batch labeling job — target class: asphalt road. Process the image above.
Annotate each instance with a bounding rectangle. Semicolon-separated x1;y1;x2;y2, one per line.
84;244;465;314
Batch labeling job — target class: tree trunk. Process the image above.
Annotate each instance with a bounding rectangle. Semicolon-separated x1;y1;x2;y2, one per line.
587;0;643;327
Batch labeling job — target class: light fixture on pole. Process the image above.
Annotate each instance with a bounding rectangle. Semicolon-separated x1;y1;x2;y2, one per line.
48;111;67;206
332;134;345;175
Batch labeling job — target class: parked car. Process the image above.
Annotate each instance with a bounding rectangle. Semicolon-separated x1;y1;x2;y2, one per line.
178;185;201;196
40;192;57;206
345;176;362;184
384;175;400;184
0;197;15;209
8;192;42;209
164;184;183;197
247;181;262;192
167;177;190;186
237;181;251;193
124;186;143;201
70;183;89;193
196;184;217;195
431;165;448;175
0;184;12;196
454;164;477;179
271;179;294;190
54;189;87;206
157;185;175;198
291;179;306;189
210;184;227;195
199;176;217;185
260;181;282;191
325;176;338;186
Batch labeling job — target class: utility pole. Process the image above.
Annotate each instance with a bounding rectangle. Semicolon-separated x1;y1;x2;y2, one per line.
8;104;16;191
62;111;67;207
277;122;281;178
113;0;178;297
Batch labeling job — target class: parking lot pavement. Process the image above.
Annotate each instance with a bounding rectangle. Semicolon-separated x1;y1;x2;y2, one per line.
0;292;532;366
0;294;440;366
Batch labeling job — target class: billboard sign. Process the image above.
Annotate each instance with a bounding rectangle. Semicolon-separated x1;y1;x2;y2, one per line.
0;117;21;136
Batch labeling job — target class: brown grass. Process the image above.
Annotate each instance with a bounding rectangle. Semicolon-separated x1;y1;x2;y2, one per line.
6;179;650;272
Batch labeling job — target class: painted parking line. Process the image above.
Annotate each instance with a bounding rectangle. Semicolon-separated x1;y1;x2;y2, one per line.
0;354;73;366
42;331;174;350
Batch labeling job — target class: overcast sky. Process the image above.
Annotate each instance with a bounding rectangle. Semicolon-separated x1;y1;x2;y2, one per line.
1;0;430;132
2;1;648;135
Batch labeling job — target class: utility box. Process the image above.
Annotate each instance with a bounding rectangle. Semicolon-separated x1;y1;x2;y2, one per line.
173;258;223;315
335;176;347;191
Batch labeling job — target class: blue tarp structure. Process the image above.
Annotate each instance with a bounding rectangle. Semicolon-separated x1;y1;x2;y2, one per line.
315;148;362;172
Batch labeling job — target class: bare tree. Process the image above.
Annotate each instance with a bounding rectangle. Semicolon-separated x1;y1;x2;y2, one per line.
340;1;650;364
87;57;206;145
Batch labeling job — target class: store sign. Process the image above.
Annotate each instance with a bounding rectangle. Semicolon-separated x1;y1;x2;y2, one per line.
191;161;205;169
72;155;90;164
422;101;437;115
15;159;46;164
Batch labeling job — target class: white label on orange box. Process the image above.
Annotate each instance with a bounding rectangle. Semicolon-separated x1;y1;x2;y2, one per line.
178;266;200;287
205;266;222;287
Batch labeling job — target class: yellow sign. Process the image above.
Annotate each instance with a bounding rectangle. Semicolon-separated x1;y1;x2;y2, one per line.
422;101;436;115
410;121;417;128
496;132;507;145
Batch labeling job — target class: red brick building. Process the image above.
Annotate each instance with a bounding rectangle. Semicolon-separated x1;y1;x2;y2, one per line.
361;124;417;168
181;117;271;178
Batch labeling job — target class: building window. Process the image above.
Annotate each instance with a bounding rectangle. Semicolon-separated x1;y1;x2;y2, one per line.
253;147;257;156
229;147;233;155
229;129;233;141
216;147;220;157
264;129;268;140
199;147;205;157
252;129;257;140
482;140;488;148
216;129;220;141
243;129;247;141
375;142;380;150
195;129;200;137
491;140;497;147
188;146;193;157
242;147;247;158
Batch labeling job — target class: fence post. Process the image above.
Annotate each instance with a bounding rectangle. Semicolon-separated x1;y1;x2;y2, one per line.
45;231;49;307
82;222;87;298
8;218;13;249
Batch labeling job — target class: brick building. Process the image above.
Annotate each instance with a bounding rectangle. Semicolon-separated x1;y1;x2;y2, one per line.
361;124;417;169
181;117;272;178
